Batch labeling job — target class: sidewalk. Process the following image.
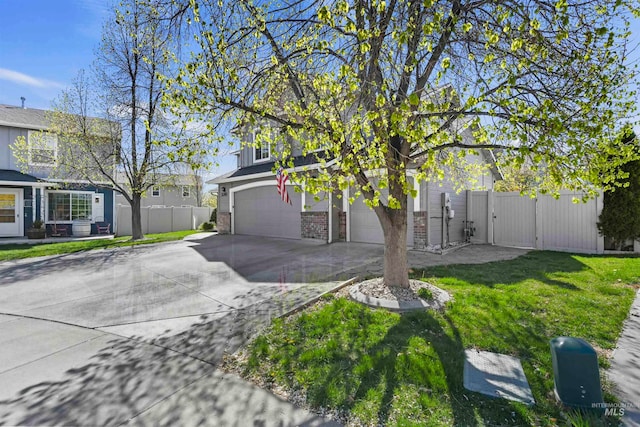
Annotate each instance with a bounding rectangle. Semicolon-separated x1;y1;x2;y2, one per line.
0;312;341;427
608;289;640;426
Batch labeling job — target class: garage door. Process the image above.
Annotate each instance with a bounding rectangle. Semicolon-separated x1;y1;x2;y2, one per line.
350;190;414;246
234;186;301;239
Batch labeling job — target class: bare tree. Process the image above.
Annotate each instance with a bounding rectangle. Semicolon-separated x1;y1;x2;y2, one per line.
14;0;203;240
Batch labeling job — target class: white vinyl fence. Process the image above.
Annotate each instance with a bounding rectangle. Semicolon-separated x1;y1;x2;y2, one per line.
116;205;214;236
469;191;605;254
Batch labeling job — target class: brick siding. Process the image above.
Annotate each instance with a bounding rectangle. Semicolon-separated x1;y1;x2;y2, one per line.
217;212;231;234
338;211;346;241
301;211;328;241
413;211;428;249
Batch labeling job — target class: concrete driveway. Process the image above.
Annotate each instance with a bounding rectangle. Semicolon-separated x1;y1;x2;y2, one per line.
0;234;528;426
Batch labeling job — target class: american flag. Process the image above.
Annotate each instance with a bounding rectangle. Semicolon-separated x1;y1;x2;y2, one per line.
276;167;291;204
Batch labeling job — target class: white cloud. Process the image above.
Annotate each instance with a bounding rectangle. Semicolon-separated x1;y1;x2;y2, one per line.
0;68;65;90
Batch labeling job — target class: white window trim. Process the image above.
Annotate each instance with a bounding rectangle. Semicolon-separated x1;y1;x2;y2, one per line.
252;129;271;163
181;185;191;198
151;186;161;197
253;145;271;163
45;190;95;224
28;131;58;167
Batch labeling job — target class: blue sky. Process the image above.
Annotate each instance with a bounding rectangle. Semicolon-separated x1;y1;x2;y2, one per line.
1;1;639;177
0;0;237;178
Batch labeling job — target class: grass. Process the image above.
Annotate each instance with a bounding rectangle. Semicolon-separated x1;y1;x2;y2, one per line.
233;251;640;426
0;230;200;261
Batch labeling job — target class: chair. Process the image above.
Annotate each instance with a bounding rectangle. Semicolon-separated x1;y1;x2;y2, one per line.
96;223;111;234
49;224;69;237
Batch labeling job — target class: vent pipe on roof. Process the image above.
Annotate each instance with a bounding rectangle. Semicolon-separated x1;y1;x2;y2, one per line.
20;97;26;109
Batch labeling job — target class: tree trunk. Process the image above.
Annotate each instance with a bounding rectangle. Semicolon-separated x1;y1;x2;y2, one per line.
131;194;144;240
380;205;410;288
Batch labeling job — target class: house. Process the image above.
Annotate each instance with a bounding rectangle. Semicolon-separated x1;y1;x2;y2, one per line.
0;103;115;237
114;173;201;208
209;121;501;250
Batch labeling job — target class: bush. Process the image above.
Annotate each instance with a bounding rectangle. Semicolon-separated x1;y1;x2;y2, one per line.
417;287;433;301
597;130;640;250
200;221;214;231
32;220;44;229
210;208;217;223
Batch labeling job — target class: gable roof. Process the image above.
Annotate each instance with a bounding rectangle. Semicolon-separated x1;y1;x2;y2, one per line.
0;169;41;182
0;169;50;187
0;104;49;130
208;152;329;184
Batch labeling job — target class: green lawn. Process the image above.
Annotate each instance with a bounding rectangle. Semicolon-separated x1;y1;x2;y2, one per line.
230;251;640;426
0;230;201;261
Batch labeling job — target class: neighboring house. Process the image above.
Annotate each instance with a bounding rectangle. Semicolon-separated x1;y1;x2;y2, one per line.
114;173;201;208
209;121;501;249
0;103;115;238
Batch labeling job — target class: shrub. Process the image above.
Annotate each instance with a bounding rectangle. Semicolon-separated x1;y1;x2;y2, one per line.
417;287;433;301
210;208;217;223
200;221;214;231
32;220;44;229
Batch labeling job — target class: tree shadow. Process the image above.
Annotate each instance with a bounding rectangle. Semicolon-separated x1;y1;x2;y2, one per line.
284;301;538;426
0;290;339;426
414;251;589;290
0;244;159;286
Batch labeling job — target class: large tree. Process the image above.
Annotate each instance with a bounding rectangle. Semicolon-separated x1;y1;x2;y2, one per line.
167;0;638;286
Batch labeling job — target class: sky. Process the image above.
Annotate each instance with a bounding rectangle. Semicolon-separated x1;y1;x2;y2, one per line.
1;1;640;179
0;0;237;181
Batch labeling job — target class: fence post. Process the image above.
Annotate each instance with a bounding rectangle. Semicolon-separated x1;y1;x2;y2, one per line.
535;196;544;250
487;190;494;245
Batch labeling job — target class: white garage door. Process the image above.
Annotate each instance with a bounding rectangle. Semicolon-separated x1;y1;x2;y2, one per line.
350;190;414;246
234;186;301;239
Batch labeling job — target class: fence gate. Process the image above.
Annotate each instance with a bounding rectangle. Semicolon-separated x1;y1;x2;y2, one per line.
493;193;536;248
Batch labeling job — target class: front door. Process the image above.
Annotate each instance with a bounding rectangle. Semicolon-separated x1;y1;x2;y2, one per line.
0;189;23;237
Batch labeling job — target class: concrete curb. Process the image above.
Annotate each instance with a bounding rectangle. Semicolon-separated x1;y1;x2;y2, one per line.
278;277;360;319
348;283;450;313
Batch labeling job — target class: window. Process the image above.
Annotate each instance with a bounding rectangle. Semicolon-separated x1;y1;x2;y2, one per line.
182;185;190;198
28;131;58;166
254;145;270;162
152;186;161;197
47;192;92;222
252;129;271;162
0;194;16;223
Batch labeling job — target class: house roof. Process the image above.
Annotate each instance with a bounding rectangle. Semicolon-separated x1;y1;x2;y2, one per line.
208;152;329;184
0;169;50;187
0;169;41;183
0;104;49;130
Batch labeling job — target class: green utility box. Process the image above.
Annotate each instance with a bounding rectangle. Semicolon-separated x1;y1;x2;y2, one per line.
550;337;603;408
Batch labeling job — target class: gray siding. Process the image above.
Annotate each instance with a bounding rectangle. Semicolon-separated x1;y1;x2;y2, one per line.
0;125;65;179
240;144;253;168
0;126;26;171
428;179;467;247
